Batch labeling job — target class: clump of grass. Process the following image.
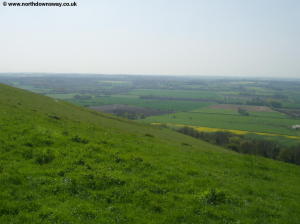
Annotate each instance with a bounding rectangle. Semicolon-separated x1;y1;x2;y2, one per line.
48;114;61;120
71;135;89;144
35;148;55;165
151;205;163;213
181;142;191;146
22;147;34;159
199;189;228;205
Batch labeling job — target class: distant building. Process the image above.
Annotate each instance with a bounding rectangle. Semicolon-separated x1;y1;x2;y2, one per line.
292;125;300;129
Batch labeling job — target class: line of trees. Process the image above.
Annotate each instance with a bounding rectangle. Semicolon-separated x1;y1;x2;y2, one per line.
238;108;250;116
178;126;300;165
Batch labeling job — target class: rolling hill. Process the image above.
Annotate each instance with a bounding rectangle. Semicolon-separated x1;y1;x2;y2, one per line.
0;83;300;224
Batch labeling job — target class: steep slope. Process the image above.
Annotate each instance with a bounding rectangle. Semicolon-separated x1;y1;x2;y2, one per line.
0;83;300;224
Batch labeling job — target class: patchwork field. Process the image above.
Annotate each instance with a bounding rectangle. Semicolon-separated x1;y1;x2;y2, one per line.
152;123;300;140
68;95;212;112
2;83;300;224
142;105;300;137
1;75;300;223
209;104;275;112
1;75;300;147
128;89;223;100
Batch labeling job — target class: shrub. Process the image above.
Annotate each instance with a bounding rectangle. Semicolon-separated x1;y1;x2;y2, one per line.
22;147;34;159
238;108;250;116
156;123;167;128
214;132;231;145
199;189;227;205
48;114;61;120
270;101;282;108
71;135;89;144
35;149;55;165
177;128;300;166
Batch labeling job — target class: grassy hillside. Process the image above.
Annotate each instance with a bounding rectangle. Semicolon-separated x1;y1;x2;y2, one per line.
1;83;300;224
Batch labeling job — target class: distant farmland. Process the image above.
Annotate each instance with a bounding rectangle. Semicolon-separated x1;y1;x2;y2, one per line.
2;75;300;144
142;105;300;137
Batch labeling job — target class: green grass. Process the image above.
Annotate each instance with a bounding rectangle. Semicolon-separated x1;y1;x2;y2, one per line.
283;102;300;109
244;133;300;147
142;108;300;136
97;80;131;84
46;93;78;99
191;107;289;118
1;83;300;223
128;89;222;100
68;96;212;112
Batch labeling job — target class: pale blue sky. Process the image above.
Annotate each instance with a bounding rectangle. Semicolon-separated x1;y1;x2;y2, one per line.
0;0;299;77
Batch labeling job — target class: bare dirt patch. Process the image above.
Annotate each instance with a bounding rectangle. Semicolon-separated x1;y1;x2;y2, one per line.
209;104;274;112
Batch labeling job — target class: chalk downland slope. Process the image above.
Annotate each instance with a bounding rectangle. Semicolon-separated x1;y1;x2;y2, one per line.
0;83;300;224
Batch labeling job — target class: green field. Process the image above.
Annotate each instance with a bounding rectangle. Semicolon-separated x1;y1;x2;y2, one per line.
3;75;300;144
191;107;288;118
46;93;79;99
69;96;212;112
128;89;222;100
142;107;300;136
1;83;300;223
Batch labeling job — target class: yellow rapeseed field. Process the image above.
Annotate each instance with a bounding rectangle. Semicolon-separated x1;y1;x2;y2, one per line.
152;123;300;140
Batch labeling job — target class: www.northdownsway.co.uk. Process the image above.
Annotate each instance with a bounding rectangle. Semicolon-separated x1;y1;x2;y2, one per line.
3;1;77;7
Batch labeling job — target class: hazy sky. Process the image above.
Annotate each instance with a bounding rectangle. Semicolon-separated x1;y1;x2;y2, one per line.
0;0;299;77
